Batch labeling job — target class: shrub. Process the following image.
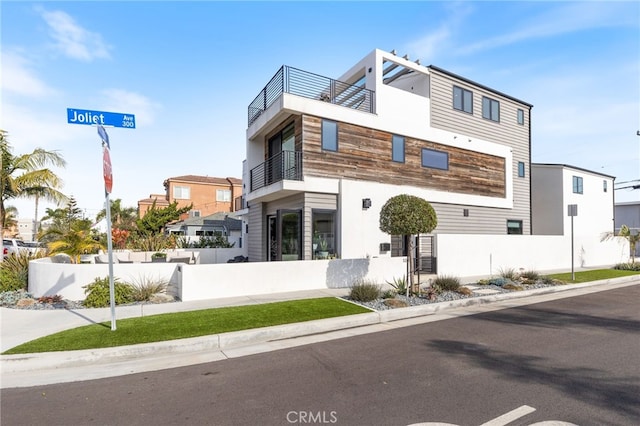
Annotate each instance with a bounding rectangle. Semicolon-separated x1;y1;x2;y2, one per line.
520;270;540;281
349;280;381;302
432;275;461;292
385;276;407;296
0;251;43;292
488;277;508;287
613;262;640;271
540;275;556;285
129;275;168;302
381;289;396;299
498;267;519;281
83;276;134;308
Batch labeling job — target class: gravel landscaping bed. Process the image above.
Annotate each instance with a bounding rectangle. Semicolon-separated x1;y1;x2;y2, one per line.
343;282;559;311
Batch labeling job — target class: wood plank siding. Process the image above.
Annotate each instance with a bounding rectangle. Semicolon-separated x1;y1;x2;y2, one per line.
301;116;506;198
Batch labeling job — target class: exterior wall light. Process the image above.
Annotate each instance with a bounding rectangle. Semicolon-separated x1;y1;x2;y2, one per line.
362;198;372;209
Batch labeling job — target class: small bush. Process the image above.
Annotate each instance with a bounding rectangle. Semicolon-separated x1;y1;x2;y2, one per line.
488;277;508;286
613;262;640;271
432;275;461;291
0;252;43;292
381;290;396;299
386;276;407;295
83;276;134;308
498;267;519;281
349;280;381;302
520;270;540;281
540;275;556;285
129;275;168;302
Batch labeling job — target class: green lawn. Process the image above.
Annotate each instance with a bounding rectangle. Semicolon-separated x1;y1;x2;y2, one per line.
546;268;640;283
2;297;371;355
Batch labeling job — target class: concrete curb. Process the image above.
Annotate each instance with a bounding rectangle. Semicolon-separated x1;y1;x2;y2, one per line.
2;276;638;378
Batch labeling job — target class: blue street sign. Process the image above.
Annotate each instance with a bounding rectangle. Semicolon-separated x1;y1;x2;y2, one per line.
97;125;110;148
67;108;136;129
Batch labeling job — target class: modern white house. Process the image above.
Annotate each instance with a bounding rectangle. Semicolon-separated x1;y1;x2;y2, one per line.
531;164;616;236
241;48;534;265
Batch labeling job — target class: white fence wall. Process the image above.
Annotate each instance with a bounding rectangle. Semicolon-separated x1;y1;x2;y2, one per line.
28;234;630;302
180;257;406;301
436;234;629;280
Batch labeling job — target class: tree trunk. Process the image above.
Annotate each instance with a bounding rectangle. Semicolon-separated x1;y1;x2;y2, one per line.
32;194;39;241
407;234;415;297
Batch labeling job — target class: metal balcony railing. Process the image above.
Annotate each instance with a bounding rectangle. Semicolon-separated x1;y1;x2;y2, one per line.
248;66;375;126
250;151;303;192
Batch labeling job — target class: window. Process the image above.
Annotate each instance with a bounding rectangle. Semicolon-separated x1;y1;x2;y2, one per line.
217;189;231;202
603;180;607;192
518;162;525;177
573;176;583;194
482;96;500;122
517;109;524;125
453;86;473;114
321;119;338;151
173;185;190;199
312;210;336;260
422;148;448;170
392;135;405;163
507;220;523;235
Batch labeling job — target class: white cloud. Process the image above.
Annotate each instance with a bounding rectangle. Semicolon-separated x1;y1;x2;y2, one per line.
38;8;112;61
100;89;161;127
458;2;638;55
0;50;58;98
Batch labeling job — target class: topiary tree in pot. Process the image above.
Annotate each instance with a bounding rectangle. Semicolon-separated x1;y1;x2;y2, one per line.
379;194;438;296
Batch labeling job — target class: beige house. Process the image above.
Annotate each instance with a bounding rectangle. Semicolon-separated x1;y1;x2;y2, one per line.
138;175;242;219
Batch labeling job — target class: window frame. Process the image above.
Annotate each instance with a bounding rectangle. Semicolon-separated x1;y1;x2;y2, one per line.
482;96;500;122
573;176;584;194
518;162;525;178
216;189;232;202
321;119;338;152
453;86;473;114
173;185;190;200
517;109;524;125
392;135;405;163
507;220;523;235
603;180;607;192
421;148;449;170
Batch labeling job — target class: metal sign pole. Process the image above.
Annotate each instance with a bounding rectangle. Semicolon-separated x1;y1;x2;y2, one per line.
105;189;116;331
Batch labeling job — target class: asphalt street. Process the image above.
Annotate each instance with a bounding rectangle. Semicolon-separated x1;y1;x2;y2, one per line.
1;284;638;426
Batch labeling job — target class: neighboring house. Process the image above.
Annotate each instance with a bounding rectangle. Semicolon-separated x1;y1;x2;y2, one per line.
241;48;533;262
138;175;242;220
531;164;615;237
138;193;170;217
614;201;640;257
166;212;244;248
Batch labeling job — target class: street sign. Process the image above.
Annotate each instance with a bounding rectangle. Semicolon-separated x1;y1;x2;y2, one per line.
103;147;113;194
67;108;136;129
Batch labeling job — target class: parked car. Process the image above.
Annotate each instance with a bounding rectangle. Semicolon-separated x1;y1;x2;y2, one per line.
2;238;45;259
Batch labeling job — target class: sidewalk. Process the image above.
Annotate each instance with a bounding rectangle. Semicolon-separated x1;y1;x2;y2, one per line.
1;278;638;389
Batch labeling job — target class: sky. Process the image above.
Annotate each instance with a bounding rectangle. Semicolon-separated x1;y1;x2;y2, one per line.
2;1;639;222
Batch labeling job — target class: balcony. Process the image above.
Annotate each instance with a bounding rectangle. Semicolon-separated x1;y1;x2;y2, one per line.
234;195;246;211
248;66;375;127
250;151;302;192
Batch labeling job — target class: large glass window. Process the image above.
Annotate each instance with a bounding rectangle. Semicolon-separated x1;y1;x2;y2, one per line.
573;176;583;194
321;120;338;151
392;135;405;163
173;185;190;199
453;86;473;114
482;96;500;122
422;148;448;170
507;220;523;235
312;210;336;260
269;210;302;261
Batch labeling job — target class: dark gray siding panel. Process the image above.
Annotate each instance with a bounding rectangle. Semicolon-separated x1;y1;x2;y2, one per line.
247;202;264;261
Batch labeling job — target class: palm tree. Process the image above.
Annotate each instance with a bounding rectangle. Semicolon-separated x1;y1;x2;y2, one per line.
96;198;138;231
0;129;68;233
602;224;640;264
46;221;105;264
2;205;18;237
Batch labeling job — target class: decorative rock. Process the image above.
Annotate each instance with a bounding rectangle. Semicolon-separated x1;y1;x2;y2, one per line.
16;298;37;307
149;293;175;304
383;298;409;308
456;286;473;296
